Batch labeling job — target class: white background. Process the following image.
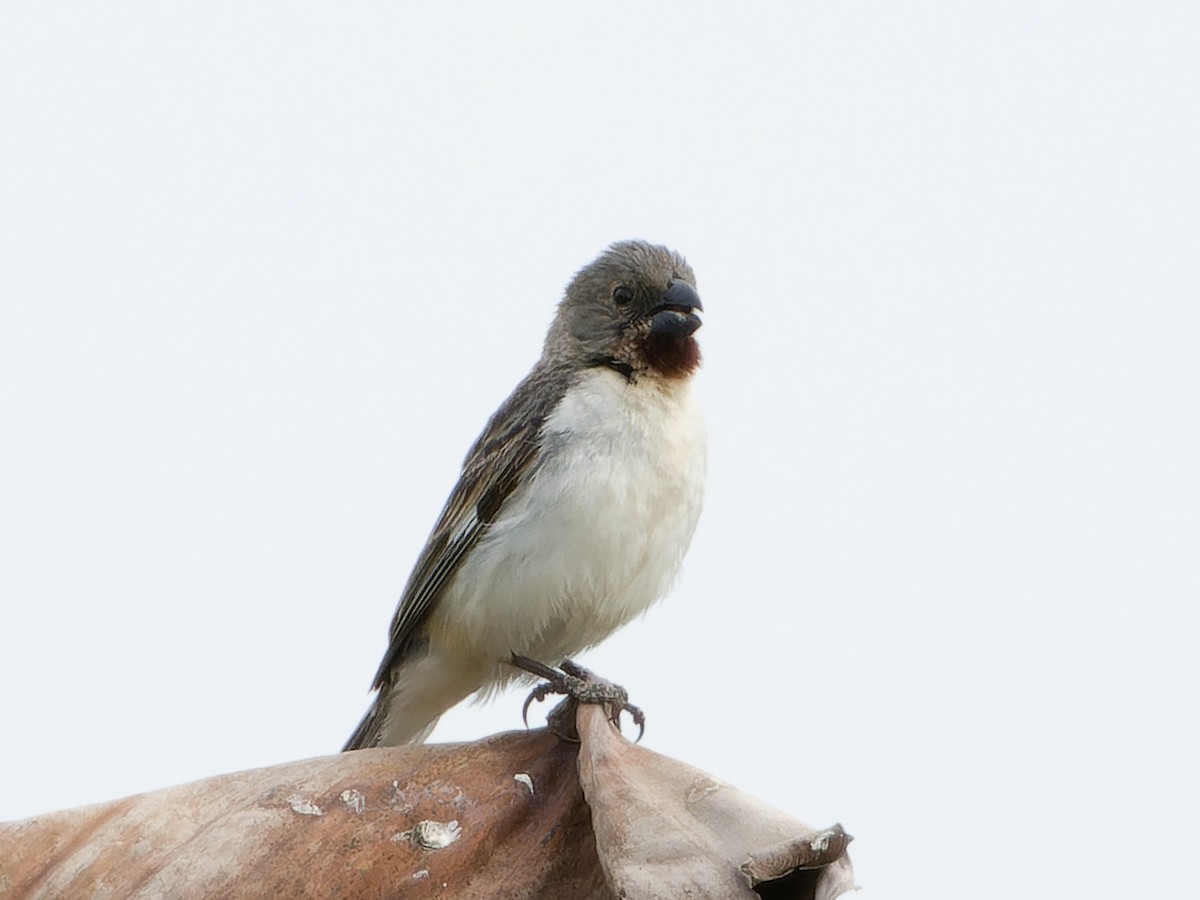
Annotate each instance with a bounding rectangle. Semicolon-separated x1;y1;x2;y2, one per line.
2;3;1197;897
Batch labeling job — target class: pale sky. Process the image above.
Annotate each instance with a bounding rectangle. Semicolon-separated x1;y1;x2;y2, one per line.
2;4;1197;897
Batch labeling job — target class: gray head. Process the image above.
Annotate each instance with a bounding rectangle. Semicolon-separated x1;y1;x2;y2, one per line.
545;240;703;380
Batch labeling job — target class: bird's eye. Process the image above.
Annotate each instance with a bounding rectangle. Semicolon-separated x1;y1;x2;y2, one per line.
612;285;635;307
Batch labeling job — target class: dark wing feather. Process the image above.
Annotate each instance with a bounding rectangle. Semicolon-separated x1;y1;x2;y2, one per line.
369;362;573;689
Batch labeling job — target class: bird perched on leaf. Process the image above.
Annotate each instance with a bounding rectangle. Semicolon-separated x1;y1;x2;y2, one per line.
344;240;706;749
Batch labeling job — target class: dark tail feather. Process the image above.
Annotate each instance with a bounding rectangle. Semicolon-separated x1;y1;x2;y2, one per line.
342;693;441;750
342;701;382;751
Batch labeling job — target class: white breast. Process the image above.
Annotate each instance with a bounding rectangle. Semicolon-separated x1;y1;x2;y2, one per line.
437;368;706;668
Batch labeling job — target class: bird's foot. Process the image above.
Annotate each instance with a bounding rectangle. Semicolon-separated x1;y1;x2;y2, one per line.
510;654;645;742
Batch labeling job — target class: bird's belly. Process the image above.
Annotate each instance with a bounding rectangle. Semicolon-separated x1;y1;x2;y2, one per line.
430;372;705;666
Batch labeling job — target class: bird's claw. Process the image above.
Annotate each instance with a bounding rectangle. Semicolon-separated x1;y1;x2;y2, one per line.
518;660;645;742
521;679;569;728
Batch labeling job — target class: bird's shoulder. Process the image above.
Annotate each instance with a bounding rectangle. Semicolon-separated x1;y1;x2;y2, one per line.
461;360;578;500
371;361;579;684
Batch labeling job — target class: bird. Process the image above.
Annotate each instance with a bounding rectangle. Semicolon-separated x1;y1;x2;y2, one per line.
344;240;706;749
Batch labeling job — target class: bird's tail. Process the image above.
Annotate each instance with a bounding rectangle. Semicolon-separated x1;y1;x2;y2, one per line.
342;650;480;750
342;702;382;751
342;696;441;751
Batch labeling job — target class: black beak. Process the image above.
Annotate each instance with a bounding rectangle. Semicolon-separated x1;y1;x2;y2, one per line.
649;280;703;338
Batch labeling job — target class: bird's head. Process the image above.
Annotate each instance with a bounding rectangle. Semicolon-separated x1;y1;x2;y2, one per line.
546;240;702;380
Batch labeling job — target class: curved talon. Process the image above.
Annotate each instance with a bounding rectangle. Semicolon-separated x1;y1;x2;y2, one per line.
512;655;646;740
522;681;554;727
621;703;647;743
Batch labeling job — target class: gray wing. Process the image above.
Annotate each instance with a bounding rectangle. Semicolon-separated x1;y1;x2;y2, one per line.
369;362;573;689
